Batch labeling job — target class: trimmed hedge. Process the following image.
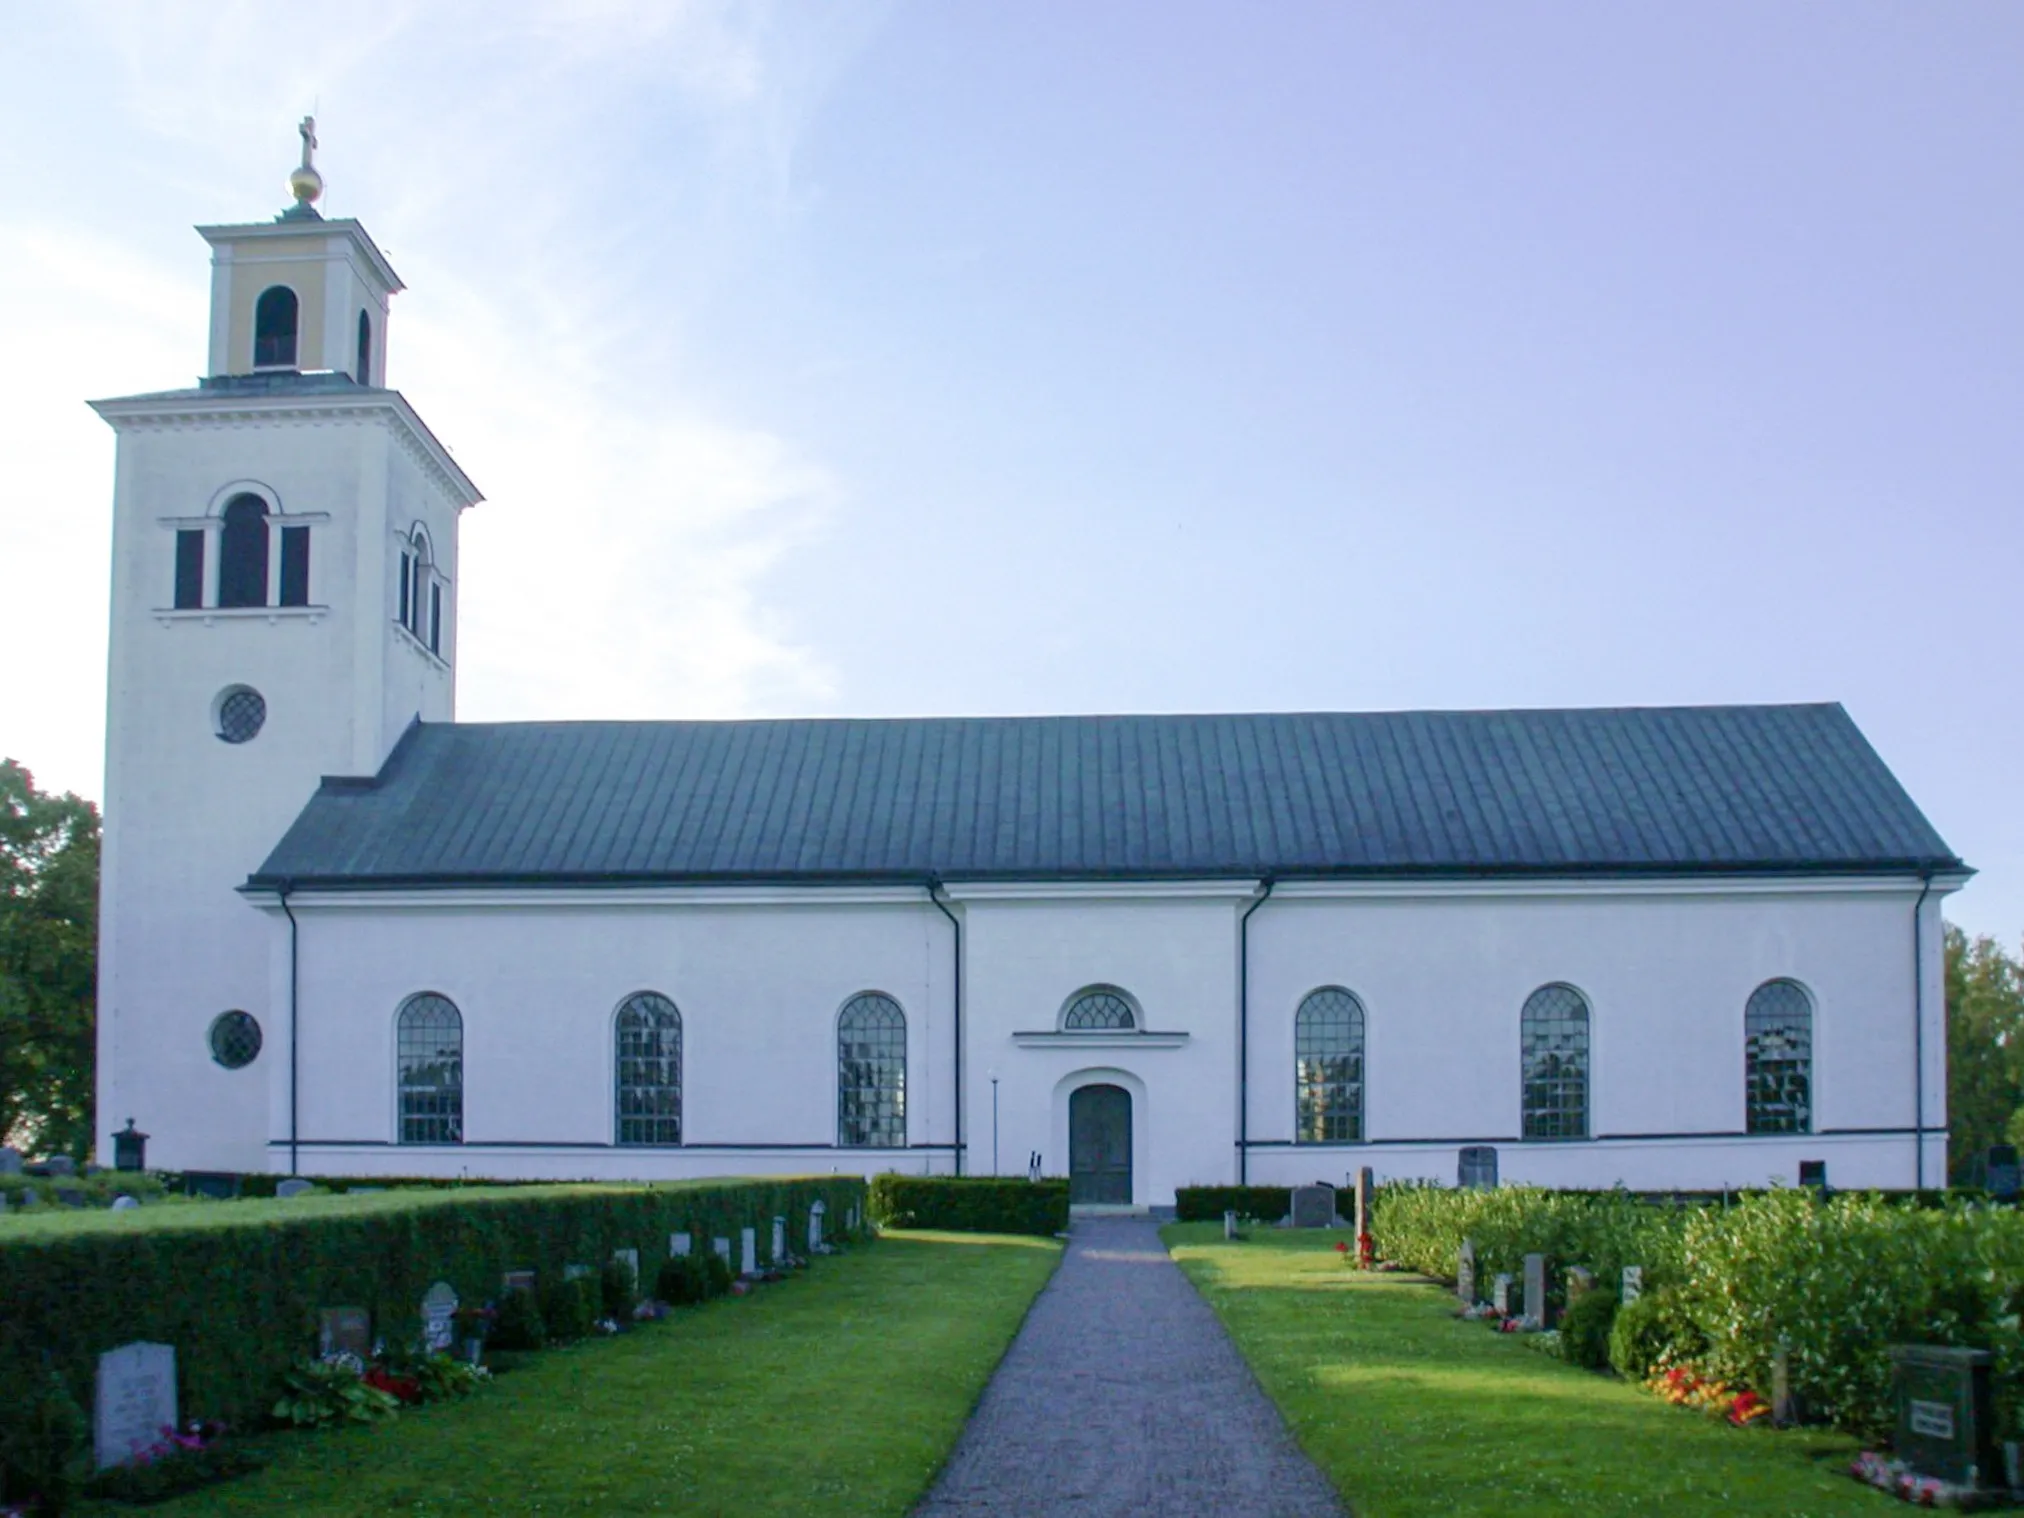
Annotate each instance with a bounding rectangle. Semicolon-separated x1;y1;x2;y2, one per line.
1174;1185;1292;1224
867;1175;1068;1236
0;1176;866;1454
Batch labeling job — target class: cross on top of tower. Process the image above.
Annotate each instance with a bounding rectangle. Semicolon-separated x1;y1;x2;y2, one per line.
282;115;324;221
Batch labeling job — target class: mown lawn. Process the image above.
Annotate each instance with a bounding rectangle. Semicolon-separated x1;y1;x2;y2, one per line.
120;1230;1058;1517
1163;1223;1895;1518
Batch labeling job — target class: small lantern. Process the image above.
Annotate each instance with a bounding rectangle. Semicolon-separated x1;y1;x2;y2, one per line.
113;1118;149;1173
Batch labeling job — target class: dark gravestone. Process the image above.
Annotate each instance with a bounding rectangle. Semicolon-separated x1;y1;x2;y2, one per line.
95;1342;176;1470
43;1154;77;1178
1524;1253;1549;1327
275;1179;314;1199
56;1186;87;1207
184;1171;241;1200
1456;1239;1477;1304
1289;1183;1339;1229
1889;1345;1998;1489
0;1146;22;1175
1798;1159;1828;1196
1492;1273;1514;1316
319;1307;371;1359
502;1269;536;1295
1457;1146;1498;1189
1985;1145;2020;1201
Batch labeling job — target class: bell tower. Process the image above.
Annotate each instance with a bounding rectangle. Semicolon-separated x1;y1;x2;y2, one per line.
91;127;482;1171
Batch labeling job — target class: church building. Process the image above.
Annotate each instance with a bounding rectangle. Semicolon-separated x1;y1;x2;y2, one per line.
92;135;1969;1205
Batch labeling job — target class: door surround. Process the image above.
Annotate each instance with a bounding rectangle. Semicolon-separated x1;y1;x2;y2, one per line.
1051;1066;1147;1209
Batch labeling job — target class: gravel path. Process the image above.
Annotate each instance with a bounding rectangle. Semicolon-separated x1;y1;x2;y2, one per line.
913;1215;1346;1517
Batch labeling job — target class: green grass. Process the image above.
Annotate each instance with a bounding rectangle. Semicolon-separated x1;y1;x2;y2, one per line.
1163;1223;1895;1518
110;1230;1059;1516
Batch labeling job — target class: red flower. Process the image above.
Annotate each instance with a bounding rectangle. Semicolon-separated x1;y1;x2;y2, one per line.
1335;1241;1349;1254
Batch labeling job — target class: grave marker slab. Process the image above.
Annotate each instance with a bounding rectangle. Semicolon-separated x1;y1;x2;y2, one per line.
1351;1167;1375;1238
95;1342;176;1470
712;1237;732;1265
275;1178;313;1199
1890;1344;1998;1489
613;1247;639;1285
1223;1209;1238;1241
319;1307;371;1360
670;1231;692;1257
420;1282;458;1352
0;1145;21;1175
1524;1253;1548;1327
502;1269;536;1295
56;1186;86;1207
1620;1265;1642;1304
1456;1239;1476;1304
808;1202;825;1252
563;1263;593;1282
740;1227;758;1276
111;1194;140;1212
1289;1184;1338;1229
772;1216;786;1262
0;1192;8;1214
1565;1266;1594;1306
1492;1273;1514;1316
44;1154;76;1177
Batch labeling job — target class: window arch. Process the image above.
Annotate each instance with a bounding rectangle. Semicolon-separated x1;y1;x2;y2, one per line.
615;992;682;1146
398;526;431;638
837;993;905;1148
1062;986;1136;1031
254;285;299;368
356;309;374;383
1295;987;1365;1143
217;493;269;608
1746;979;1813;1135
396;993;463;1144
1521;983;1589;1140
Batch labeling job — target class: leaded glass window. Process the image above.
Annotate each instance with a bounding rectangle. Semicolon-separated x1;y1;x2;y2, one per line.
1746;979;1812;1135
209;1010;262;1069
1295;987;1365;1143
1521;983;1589;1140
1063;988;1136;1030
615;992;681;1146
397;993;463;1144
838;993;905;1148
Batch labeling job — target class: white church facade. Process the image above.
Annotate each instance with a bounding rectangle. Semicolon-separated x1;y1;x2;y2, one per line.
93;141;1970;1205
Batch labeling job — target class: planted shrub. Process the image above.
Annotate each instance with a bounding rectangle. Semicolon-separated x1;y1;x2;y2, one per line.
599;1257;637;1320
867;1175;1069;1236
1608;1287;1704;1382
271;1357;400;1428
1557;1286;1620;1371
1174;1186;1293;1224
702;1249;733;1297
1;1370;90;1516
656;1252;708;1306
488;1288;547;1352
539;1277;597;1343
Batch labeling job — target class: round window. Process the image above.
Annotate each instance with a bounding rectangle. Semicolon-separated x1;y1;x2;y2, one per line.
209;1011;263;1069
214;686;266;744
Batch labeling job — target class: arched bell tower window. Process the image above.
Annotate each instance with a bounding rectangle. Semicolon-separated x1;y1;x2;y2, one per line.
217;494;269;608
356;309;373;383
397;525;443;655
253;285;299;369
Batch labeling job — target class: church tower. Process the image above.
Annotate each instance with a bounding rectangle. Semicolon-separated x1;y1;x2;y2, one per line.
91;124;482;1171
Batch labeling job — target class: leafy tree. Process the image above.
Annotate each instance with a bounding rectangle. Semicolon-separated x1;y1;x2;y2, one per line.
1944;923;2024;1184
0;760;98;1157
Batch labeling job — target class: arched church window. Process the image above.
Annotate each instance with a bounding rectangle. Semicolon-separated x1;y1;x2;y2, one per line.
356;309;373;383
218;494;269;608
1746;979;1813;1135
615;992;682;1146
398;527;432;639
254;285;299;368
1062;987;1136;1030
837;993;905;1148
397;992;463;1144
1295;987;1365;1143
1521;983;1589;1140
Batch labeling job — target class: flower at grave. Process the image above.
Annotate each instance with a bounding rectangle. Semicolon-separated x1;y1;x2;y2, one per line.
1726;1391;1769;1426
1357;1232;1376;1269
363;1366;422;1405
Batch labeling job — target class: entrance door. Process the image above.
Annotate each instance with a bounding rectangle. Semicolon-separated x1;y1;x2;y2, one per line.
1069;1084;1132;1205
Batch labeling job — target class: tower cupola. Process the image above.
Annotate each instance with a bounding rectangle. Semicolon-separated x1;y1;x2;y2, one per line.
196;119;402;385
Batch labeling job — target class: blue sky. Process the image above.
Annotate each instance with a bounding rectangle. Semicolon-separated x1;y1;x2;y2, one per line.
2;3;2018;935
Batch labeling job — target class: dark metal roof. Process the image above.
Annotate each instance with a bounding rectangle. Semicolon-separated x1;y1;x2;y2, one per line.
248;704;1962;890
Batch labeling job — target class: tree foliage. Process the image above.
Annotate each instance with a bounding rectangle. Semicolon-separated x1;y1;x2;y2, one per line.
1946;923;2024;1184
0;760;98;1158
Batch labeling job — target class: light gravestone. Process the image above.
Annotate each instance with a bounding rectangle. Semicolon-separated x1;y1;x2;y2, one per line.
111;1195;140;1212
1621;1266;1643;1304
712;1237;731;1267
808;1202;825;1252
1456;1239;1477;1305
563;1263;593;1283
1289;1184;1338;1229
1492;1273;1514;1316
275;1178;313;1199
420;1283;458;1352
0;1145;22;1175
319;1307;370;1359
1223;1209;1238;1241
1351;1167;1375;1238
1890;1345;1999;1490
1565;1266;1594;1307
1523;1253;1548;1327
740;1227;758;1276
670;1231;692;1257
613;1248;639;1286
95;1342;176;1470
772;1216;787;1263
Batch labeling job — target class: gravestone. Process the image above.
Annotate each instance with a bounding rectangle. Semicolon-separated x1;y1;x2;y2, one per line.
1289;1183;1338;1229
44;1154;76;1178
1772;1337;1797;1427
275;1178;314;1199
17;1185;35;1207
111;1194;139;1211
1565;1266;1594;1306
183;1171;240;1199
740;1227;758;1276
563;1263;593;1282
808;1202;825;1252
420;1282;458;1352
772;1216;787;1262
847;1204;859;1232
1524;1253;1549;1327
1351;1166;1375;1238
56;1186;87;1207
0;1145;22;1175
1223;1209;1238;1241
1620;1265;1642;1304
95;1342;176;1470
1889;1345;1998;1489
502;1269;536;1295
0;1191;8;1214
1456;1239;1477;1304
670;1231;692;1257
319;1307;371;1359
1986;1144;2020;1202
712;1237;732;1265
1492;1273;1514;1316
1798;1159;1829;1196
613;1247;639;1285
1457;1145;1498;1189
